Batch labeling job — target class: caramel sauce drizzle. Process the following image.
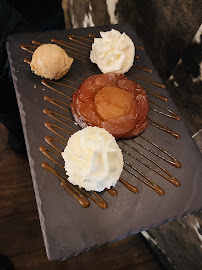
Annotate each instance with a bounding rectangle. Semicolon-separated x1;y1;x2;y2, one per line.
69;35;92;48
51;38;89;56
44;96;70;112
148;117;181;139
40;147;110;209
21;44;37;53
42;162;90;208
122;142;181;187
133;64;152;73
44;136;118;197
63;77;81;86
20;36;183;205
45;136;65;152
149;101;181;120
106;188;118;196
44;106;181;188
40;145;116;209
43;79;76;91
43;129;139;199
32;40;43;46
143;86;168;102
130;72;166;89
43;109;78;132
72;34;94;43
41;79;72;99
24;58;31;65
39;146;63;168
124;162;165;195
119;177;139;194
43;117;166;195
138;136;181;168
45;122;70;141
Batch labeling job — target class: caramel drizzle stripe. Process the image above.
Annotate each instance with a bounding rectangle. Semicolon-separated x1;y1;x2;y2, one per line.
130;72;166;89
88;33;144;50
149;101;181;120
51;38;89;56
21;44;37;53
43;109;78;132
39;146;63;168
24;58;31;64
62;77;81;85
122;142;181;187
45;136;65;152
41;79;72;99
44;96;70;112
45;122;69;141
148;117;181;139
45;136;118;196
40;147;109;208
39;147;111;209
136;136;181;168
69;35;92;48
43;79;76;91
42;162;90;208
67;71;90;80
44;129;138;196
119;177;138;194
71;35;93;43
44;108;179;185
143;87;168;102
32;40;43;46
44;118;163;194
123;164;164;195
40;145;116;202
133;64;152;73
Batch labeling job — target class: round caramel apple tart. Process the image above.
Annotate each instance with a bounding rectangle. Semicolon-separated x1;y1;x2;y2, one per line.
71;73;149;139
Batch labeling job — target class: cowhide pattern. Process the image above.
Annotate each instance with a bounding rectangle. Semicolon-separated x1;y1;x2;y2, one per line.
167;24;202;135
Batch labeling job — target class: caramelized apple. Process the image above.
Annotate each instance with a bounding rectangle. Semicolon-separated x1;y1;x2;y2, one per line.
71;73;149;138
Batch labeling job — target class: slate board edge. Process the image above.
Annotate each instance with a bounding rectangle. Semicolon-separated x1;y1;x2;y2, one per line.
6;41;51;259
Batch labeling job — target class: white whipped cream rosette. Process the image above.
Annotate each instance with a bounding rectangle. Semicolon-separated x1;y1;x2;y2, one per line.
61;126;123;192
90;29;135;74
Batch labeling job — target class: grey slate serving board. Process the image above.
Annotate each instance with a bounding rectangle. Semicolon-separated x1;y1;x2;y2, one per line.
7;24;202;261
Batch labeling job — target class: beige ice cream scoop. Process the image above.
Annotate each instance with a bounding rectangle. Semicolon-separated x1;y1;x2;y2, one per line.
30;44;73;80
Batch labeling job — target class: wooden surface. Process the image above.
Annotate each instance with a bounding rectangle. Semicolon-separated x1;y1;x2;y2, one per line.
0;122;162;269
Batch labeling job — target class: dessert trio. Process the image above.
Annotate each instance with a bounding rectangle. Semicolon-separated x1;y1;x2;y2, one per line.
21;28;181;207
29;29;148;194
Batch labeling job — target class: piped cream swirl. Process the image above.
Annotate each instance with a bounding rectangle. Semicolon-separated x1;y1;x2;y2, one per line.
62;126;123;192
90;29;135;74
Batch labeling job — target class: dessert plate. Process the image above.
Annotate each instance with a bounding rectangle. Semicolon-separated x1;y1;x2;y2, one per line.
7;24;202;261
